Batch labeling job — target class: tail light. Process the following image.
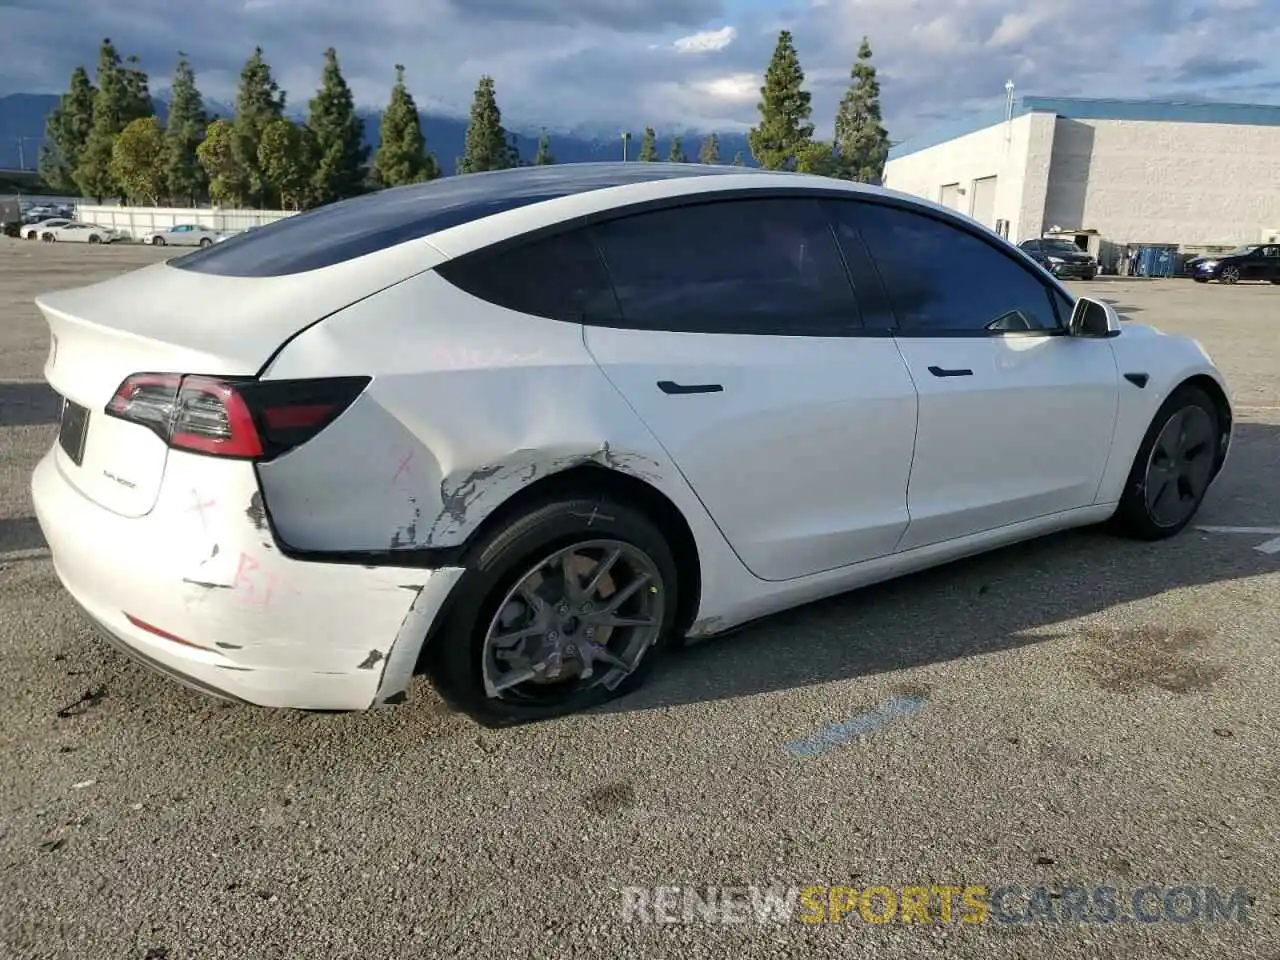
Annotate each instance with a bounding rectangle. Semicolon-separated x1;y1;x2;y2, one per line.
105;374;370;460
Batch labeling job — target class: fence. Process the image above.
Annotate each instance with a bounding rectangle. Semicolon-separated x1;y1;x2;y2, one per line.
71;205;296;240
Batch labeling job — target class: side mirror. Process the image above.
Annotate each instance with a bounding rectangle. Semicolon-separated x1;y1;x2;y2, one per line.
1068;297;1120;338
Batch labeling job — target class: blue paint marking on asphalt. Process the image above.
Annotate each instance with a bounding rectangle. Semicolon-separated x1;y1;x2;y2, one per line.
784;694;929;758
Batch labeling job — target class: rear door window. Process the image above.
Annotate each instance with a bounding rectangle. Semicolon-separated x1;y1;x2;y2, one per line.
589;197;862;336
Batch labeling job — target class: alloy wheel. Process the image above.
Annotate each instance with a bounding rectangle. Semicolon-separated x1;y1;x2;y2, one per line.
481;539;665;703
1143;405;1216;528
1221;266;1240;284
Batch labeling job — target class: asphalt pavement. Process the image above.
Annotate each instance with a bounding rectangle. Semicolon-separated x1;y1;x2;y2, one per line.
1;239;1278;959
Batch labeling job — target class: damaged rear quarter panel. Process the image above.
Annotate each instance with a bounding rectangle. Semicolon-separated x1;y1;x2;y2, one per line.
257;269;686;554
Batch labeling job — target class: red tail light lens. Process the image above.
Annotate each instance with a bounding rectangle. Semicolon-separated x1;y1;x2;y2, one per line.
105;374;370;460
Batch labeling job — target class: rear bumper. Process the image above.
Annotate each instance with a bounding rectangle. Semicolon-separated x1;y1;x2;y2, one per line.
32;446;466;710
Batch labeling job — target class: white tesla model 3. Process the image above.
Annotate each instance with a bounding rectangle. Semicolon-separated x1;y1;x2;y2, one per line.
31;163;1233;726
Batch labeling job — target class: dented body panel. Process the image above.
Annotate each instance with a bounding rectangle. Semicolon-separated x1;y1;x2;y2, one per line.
32;443;464;709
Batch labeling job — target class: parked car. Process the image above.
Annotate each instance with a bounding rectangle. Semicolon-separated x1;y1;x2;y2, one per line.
139;223;226;247
1185;244;1280;284
1017;237;1098;280
30;163;1233;726
39;222;124;244
23;218;74;239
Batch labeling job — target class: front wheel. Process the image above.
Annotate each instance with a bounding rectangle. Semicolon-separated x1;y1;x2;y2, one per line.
428;495;679;727
199;237;212;248
151;236;165;246
88;235;101;244
1220;266;1240;284
1111;385;1220;540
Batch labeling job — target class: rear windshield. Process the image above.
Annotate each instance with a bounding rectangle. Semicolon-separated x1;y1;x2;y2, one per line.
170;163;759;278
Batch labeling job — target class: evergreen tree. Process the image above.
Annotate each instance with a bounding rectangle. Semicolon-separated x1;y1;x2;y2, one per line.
534;128;554;165
109;116;167;205
232;47;287;205
372;64;438;186
457;76;510;173
307;47;369;204
637;126;658;161
732;151;745;166
833;37;890;183
76;39;147;201
39;66;96;193
747;30;814;170
796;140;839;177
121;55;154;121
259;119;317;209
697;133;719;164
164;54;209;204
196;118;248;206
667;135;686;162
506;131;522;168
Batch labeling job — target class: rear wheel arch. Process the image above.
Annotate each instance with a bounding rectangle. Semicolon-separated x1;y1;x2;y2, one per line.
419;464;702;667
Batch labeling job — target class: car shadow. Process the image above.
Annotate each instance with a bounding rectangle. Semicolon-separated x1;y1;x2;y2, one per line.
0;381;60;427
0;516;46;553
599;420;1278;715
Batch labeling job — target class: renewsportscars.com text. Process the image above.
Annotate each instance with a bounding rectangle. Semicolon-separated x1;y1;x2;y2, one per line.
620;884;1252;925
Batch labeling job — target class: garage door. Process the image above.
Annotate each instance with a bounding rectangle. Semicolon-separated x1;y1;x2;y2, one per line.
939;183;961;210
970;176;998;228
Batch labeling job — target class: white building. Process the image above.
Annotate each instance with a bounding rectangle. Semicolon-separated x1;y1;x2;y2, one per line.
883;96;1280;255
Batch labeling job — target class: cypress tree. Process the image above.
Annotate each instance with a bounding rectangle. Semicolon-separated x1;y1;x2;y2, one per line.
163;54;209;204
747;30;814;170
833;37;890;183
457;76;510;173
76;40;151;201
40;66;96;193
372;64;438;186
232;47;287;205
307;47;369;204
533;128;554;165
667;135;686;162
637;126;658;161
697;132;719;164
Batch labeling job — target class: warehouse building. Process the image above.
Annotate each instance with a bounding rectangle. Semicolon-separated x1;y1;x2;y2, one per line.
882;96;1280;270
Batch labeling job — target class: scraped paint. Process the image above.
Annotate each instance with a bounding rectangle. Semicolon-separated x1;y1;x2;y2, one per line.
785;693;928;759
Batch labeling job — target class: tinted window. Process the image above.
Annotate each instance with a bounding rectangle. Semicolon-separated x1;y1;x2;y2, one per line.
436;229;619;323
591;198;861;336
170;163;766;278
847;202;1060;334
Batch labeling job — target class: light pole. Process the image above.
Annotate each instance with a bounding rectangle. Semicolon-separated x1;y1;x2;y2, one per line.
621;131;631;162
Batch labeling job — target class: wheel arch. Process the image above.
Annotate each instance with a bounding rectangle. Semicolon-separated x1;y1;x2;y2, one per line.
413;463;703;672
1176;373;1233;479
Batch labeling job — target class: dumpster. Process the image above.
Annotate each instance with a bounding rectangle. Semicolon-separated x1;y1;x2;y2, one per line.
1135;244;1179;278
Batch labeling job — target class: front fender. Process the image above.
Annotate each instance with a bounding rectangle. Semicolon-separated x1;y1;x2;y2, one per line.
1094;325;1233;504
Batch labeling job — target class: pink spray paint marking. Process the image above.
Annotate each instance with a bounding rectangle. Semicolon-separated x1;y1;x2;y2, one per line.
392;450;414;482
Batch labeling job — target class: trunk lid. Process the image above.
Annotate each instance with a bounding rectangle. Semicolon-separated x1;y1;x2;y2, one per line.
36;243;439;517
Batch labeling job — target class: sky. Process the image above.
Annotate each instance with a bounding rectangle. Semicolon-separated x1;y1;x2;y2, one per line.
1;0;1278;141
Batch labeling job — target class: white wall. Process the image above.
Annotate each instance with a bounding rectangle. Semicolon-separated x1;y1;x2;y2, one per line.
72;205;295;240
883;112;1057;241
1042;118;1280;246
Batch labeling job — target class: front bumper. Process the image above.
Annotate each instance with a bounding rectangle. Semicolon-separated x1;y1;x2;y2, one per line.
32;446;466;710
1050;262;1097;279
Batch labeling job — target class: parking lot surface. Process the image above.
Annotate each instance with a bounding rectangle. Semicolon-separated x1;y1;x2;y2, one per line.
1;238;1278;959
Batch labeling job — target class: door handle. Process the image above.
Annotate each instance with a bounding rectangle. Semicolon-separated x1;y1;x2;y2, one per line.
657;380;723;395
927;366;972;378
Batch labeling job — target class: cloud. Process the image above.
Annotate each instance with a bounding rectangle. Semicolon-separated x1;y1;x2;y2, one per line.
0;0;1277;141
673;26;737;53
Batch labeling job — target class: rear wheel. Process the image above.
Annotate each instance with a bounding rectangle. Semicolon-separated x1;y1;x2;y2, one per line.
428;495;678;727
199;237;213;248
1111;385;1220;540
41;232;54;242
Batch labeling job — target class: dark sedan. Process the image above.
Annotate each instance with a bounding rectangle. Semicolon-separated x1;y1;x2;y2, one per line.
1018;237;1098;280
1185;244;1280;284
